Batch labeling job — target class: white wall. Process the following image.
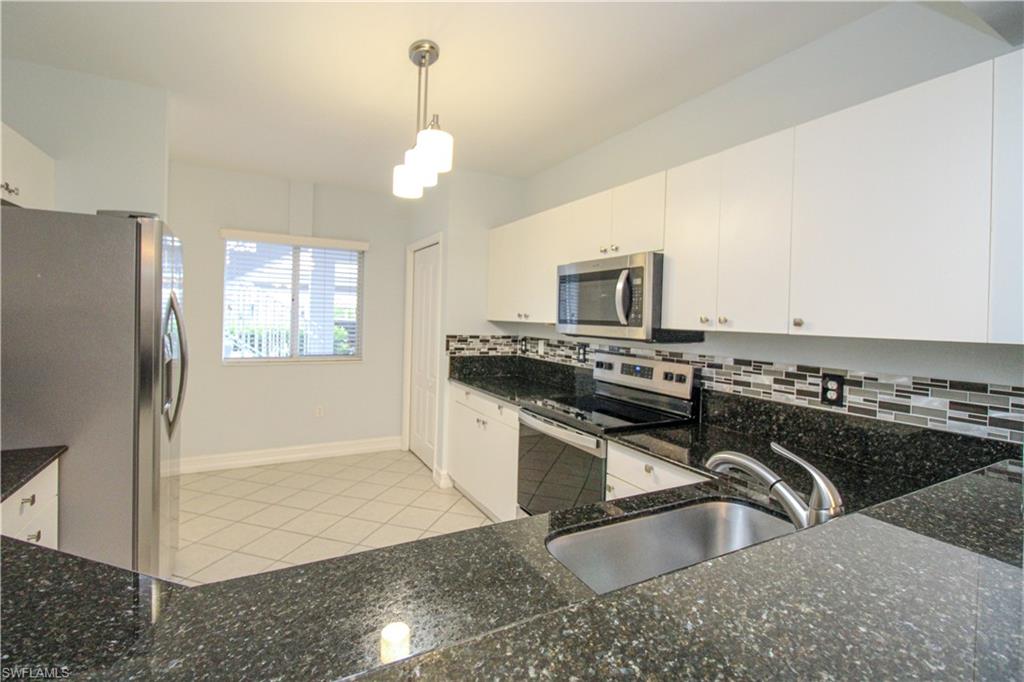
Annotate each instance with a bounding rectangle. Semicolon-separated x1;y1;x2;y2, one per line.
168;161;411;459
522;3;1014;214
2;59;168;217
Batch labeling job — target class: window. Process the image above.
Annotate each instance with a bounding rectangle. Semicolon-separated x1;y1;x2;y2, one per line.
221;230;367;361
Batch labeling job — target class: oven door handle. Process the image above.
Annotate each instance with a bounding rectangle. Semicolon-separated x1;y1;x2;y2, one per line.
614;269;631;326
519;411;605;458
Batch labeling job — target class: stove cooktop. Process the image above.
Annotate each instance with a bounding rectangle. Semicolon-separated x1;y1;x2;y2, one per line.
522;394;689;435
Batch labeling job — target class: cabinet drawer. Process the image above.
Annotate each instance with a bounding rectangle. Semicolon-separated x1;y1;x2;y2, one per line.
605;474;646;501
451;383;519;429
607;442;707;492
1;460;59;534
15;495;59;549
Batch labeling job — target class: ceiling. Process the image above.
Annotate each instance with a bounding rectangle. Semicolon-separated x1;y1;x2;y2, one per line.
2;2;880;192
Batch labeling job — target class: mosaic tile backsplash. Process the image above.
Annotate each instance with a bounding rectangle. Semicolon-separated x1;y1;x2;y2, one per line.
445;334;1024;444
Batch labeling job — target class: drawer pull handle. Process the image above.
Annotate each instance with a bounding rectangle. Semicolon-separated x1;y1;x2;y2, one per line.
644;464;654;474
26;530;41;542
21;494;36;507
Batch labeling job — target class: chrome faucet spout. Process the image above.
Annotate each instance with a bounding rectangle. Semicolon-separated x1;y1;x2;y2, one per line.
705;444;843;530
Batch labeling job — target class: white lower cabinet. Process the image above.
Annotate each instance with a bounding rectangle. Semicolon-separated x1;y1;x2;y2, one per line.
446;386;519;522
1;459;59;549
606;442;707;498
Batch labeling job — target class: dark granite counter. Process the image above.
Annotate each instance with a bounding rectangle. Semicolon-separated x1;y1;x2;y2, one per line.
1;446;66;502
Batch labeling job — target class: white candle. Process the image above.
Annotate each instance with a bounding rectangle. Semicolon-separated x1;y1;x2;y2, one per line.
380;621;411;663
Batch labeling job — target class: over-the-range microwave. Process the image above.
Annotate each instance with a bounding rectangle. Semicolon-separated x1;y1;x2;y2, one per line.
556;251;704;343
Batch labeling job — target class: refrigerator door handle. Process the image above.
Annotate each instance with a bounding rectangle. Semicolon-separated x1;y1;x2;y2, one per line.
163;291;188;436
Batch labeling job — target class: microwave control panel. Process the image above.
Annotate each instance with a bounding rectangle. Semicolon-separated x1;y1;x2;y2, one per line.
627;269;644;326
593;352;696;400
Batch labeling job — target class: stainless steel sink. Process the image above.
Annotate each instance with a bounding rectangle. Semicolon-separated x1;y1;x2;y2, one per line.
546;500;794;594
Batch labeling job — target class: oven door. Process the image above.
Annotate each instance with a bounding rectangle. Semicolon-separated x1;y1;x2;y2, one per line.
517;410;606;515
556;252;653;340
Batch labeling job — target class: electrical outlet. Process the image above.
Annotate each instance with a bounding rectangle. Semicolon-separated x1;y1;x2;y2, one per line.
575;344;588;364
314;406;325;417
820;374;845;407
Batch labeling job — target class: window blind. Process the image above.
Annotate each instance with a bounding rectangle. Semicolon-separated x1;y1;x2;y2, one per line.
222;237;364;361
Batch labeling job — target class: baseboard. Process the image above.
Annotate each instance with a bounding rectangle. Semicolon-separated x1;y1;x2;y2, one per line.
176;436;404;475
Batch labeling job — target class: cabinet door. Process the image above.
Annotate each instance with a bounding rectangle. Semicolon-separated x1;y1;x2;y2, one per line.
525;206;565;324
663;153;721;331
561;190;613;263
446;397;517;522
446;398;477;491
790;62;993;342
486;220;526;322
716;129;794;334
610;171;666;254
1;124;56;210
990;51;1023;344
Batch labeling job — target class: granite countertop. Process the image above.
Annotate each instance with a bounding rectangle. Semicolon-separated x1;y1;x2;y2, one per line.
1;446;67;502
363;459;1022;681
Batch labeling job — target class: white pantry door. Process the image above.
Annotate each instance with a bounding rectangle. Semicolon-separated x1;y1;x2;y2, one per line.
410;243;441;467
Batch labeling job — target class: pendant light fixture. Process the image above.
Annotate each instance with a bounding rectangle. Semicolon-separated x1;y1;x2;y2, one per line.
392;39;454;199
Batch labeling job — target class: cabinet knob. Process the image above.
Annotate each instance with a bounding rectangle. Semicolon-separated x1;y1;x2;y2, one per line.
1;181;20;196
21;494;36;507
699;315;709;324
606;484;614;493
610;245;619;252
26;530;41;542
792;318;804;327
516;313;523;319
644;464;654;474
718;316;728;324
599;247;608;254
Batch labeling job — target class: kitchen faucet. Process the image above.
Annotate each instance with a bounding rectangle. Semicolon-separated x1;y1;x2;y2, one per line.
705;442;844;529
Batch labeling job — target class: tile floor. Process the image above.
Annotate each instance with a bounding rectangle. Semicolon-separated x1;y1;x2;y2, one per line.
173;450;490;585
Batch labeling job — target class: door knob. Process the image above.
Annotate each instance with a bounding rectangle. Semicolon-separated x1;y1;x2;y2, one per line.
718;316;728;324
792;318;805;327
699;315;709;324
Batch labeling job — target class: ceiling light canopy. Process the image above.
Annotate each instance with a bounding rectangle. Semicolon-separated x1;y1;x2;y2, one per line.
393;39;454;199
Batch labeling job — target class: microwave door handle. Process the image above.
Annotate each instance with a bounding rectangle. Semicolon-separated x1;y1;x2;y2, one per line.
614;269;630;325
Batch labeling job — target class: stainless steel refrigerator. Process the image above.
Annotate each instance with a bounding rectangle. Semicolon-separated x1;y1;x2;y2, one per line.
2;207;186;578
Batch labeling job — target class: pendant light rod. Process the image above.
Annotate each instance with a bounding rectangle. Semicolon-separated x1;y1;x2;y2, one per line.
409;40;439;133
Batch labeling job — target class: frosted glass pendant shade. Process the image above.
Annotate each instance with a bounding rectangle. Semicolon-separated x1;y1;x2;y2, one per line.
405;148;438;188
416;127;454;174
392;164;422;199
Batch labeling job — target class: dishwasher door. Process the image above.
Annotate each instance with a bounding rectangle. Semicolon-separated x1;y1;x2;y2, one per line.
517;411;606;515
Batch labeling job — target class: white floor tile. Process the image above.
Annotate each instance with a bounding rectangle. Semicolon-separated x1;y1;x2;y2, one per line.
279;510;343;536
240;529;310;560
277;472;321;490
207;498;268;522
274;460;319;473
314;495;364;517
350;500;404;523
278;490;333;510
246;469;293;485
363;470;407;486
332;467;379;483
410;491;460;512
307;477;355;495
448;498;487;518
361;524;423;548
374;486;422;505
216;479;267;499
392;474;436;491
343;481;390;500
387;506;443;530
216;467;263;480
181;493;235;515
429;512;488;534
244;485;297;504
244;504;305;528
201;522;271;551
283;537;354;565
174;543;231;577
191;552;275;583
183;476;236;493
179;515;233;543
320;517;381;544
386;460;427;474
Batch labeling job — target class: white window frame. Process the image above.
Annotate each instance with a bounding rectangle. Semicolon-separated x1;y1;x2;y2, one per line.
219;228;369;365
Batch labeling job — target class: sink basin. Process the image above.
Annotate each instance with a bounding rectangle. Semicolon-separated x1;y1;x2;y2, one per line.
546;500;794;594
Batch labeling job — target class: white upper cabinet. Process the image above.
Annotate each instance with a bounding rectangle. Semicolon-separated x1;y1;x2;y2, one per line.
716;129;794;334
2;123;55;210
989;50;1023;344
560;190;613;264
663;153;722;331
610;171;666;255
486;208;561;324
789;61;994;343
